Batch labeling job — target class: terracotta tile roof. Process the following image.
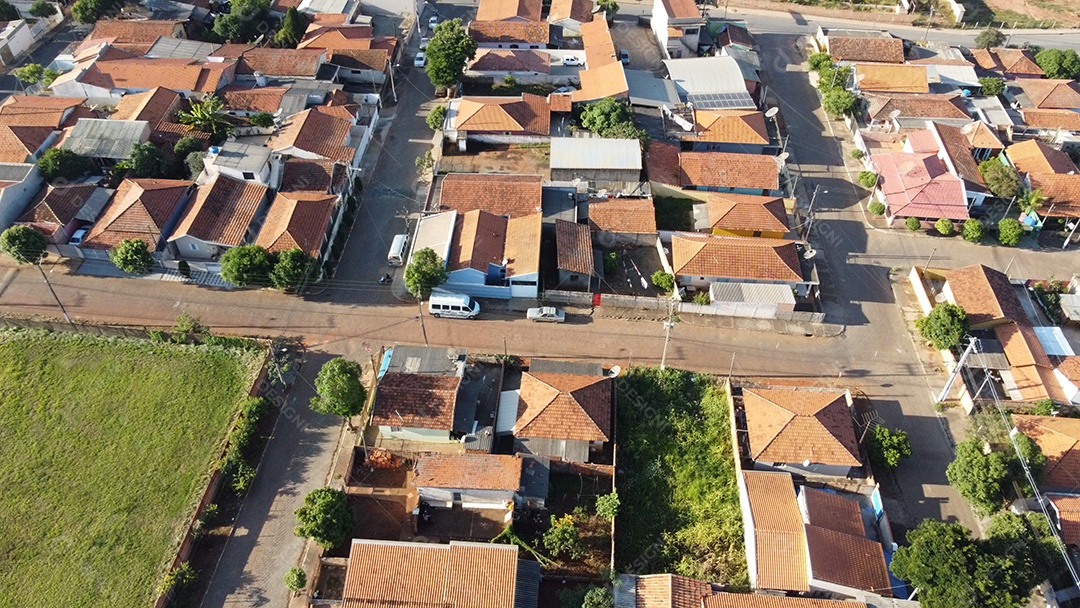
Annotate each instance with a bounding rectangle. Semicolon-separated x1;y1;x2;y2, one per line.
328;49;390;71
516;372;611;442
1014;415;1080;490
580;15;617;67
994;322;1052;368
80;57;235;94
1049;494;1080;545
370;372;461;430
343;540;522;608
970;48;1044;77
1022;109;1080;131
298;25;374;49
945;264;1027;326
279;158;347;193
549;0;594;24
17;184;100;230
234;48;326;77
255;191;336;257
864;92;970;122
679;150;779;191
111;87;181;124
801;487;864;537
741;471;809;592
454;93;550;135
805;525;891;596
549;92;573;112
660;0;699;19
1028;173;1080;218
89;19;183;45
476;0;542;21
588;198;657;233
414;453;523;491
671;235;802;283
451;209;507;271
504;213;542;276
933;122;984;187
872;152;968;220
469;20;550;44
703;595;867;608
269;104;357;163
1019;79;1080;111
209;43;255;58
556;219;594;275
827;36;904;64
83;178;192;250
170;175;267;247
0;96;85;128
634;574;718;608
686;109;769;144
961;120;1003;149
743;387;860;467
0;125;53;163
438;173;544;216
1006;139;1078;175
1057;356;1080;384
573;60;628;102
469;49;550;73
700;193;788;233
855;63;928;93
717;23;755;49
150;120;208;150
905;128;939;154
1013;363;1069;403
271;0;301;11
646;140;682;186
220;84;289;113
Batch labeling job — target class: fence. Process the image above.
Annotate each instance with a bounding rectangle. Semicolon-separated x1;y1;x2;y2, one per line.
544;290;827;323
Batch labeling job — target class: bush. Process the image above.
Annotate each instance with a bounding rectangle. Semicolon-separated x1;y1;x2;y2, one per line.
29;0;57;17
596;491;620;520
650;270;675;293
962;218;984;243
974;27;1005;50
857;170;878;189
998;217;1023;246
229;461;257;492
934;218;954;236
173;311;208;342
0;225;47;264
220;244;274;286
978;77;1005;96
426;104;447;131
543;514;585;559
1031;399;1055;416
867;426;912;469
582;587;614;608
185;151;207;180
249;112;275;128
295;487;354;549
109;238;155;274
905;216;921;231
157;562;196;598
915;302;968;351
284;567;307;592
867;201;885;215
808;51;833;71
602;251;617;274
693;291;710;305
850;148;864;160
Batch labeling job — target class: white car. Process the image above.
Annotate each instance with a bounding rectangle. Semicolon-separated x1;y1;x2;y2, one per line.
562;55;583;67
552;86;576;94
526;306;566;323
419;37;430;50
69;228;88;246
428;15;438;30
414;52;426;67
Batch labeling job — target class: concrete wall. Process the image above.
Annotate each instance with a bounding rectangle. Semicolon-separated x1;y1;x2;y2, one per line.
0;167;41;231
378;425;453;442
551;168;641;186
0;21;35;66
417;486;515;508
171;235;221;260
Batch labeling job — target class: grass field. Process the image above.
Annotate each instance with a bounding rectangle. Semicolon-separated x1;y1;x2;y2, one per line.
0;330;263;608
615;367;748;588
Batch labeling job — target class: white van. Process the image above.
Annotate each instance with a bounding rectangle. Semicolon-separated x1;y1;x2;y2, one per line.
387;234;409;266
428;291;480;319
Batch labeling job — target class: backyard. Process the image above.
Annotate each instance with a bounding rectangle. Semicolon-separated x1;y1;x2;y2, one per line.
653;197;696;232
614;367;748;588
0;329;263;608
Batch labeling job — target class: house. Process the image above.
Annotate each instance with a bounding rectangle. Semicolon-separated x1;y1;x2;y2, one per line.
549;137;642;190
1054;357;1080;405
869;152;968;223
325;49;394;85
278;157;349;196
798;486;893;598
547;0;593;37
436;173;544;217
740;470;809;593
475;0;542;22
941;264;1026;329
254;191;339;263
0;96;88;128
413;453;549;509
221;84;290;117
443;94;551;149
269;102;376;169
736;386;861;477
144;38;220;61
61;118;150;164
1004;139;1077;175
16;184;112;244
512;370;612;463
906;44;980;93
717;23;756;52
1027;173;1080;222
648;142;782;198
1048;494;1080;546
466;49;551;79
0;163;43;232
853;64;928;94
959;120;1003;161
88;19;186;55
1014;415;1080;491
342;540;540;608
587;197;657;247
663;56;758;108
0;20;33;67
1019;108;1080;134
50;53;235;102
110;87;182;126
862;93;970;131
692;193;790;238
970;47;1044;79
0;125;58;164
909;122;990;206
214;47;327;79
571;17;628;103
555;219;595;290
370;371;463;442
81;178;194;254
676;109;770;154
445;210;542;299
651;0;704;59
669;234;810;295
167;174;269;259
468;20;549;49
201;142;273;185
815;28;903;64
614;574;723;607
994;323;1067;402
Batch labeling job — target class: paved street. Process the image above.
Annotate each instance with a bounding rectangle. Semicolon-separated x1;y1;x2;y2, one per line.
0;21;91;98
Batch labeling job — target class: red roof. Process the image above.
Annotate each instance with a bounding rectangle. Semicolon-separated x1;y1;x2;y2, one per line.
255;191;337;257
169;175;268;247
83;178;192;250
872;152;968;220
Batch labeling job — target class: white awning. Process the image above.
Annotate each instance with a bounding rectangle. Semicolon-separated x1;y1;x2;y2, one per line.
496;390;519;434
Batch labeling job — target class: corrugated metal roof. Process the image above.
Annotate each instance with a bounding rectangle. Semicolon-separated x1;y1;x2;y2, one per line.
709;281;796;305
1062;293;1080;321
410;210;457;268
63;119;149;159
664;56;750;96
550;137;641;170
497;390;520;434
1034;326;1076;357
145;37;221;60
927;64;979;88
626;69;680;108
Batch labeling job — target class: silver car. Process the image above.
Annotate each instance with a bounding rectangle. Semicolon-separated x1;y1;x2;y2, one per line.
526;306;566;323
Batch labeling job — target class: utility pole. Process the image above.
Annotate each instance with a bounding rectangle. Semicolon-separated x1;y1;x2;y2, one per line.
659;297;676;370
936;338;977;404
417;295;429;346
36;260;73;325
923;2;934;42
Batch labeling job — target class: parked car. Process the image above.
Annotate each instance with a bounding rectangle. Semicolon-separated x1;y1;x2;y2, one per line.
428;15;438;30
552;86;576;94
414;52;427;67
562;55;583;67
619;49;630;65
419;37;430;50
69;228;88;246
527;306;566;323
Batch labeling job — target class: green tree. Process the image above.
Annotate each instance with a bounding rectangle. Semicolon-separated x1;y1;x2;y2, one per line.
71;0;109;23
817;64;852;93
0;0;19;20
294;487;353;549
581;98;632;134
651;270;675;293
173;135;204;163
426;104;447;131
14;63;43;85
179;95;233;140
270;247;315;292
1012;433;1047;485
597;0;618;20
0;225;47;264
822;88;858;117
962;218;984;243
915;302;968;351
997;217;1023;246
946;437;1011;515
310;357;366;424
41;68;59;87
978;77;1005;96
582;586;614;608
595;491;620;520
891;520;986;608
130;142;168;178
284;567;307;592
978;159;1021;198
858;170;878;188
213;0;271;42
219;244;274;286
974;27;1006;50
37;147;93;181
108;238;154;274
935;217;954;236
867;426;912;469
867;201;885;215
906;216;922;231
424;18;477;91
1017;189;1044;215
1034;48;1080;80
807;51;833;71
29;0;57;17
404;246;449;297
249;111;275;128
986;510;1066;587
186;151;207;180
273;7;308;47
543;514;585;559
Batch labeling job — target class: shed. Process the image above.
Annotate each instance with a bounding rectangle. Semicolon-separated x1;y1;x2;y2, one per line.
549;137;642;189
62;119;151;160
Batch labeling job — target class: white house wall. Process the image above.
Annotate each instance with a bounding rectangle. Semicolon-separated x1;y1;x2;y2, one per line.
171;235;221;260
0;167;41;230
417;486;515;509
377;425;452;442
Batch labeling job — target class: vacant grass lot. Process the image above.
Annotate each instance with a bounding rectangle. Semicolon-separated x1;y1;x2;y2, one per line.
0;330;262;608
615;367;748;588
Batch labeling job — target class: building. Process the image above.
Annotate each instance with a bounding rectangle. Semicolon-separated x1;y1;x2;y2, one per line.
1005;139;1077;175
443;210;542;299
649;142;782;198
869;151;968;223
0;95;88;129
970;47;1044;79
369;371;464;442
443;94;551;149
436;173;544;217
549;137;642;190
587;197;657;247
663;56;758;108
254;191;339;263
675;109;770;154
269;102;377;169
0;163;42;232
88;19;186;55
61;119;151;163
815;28;903;64
614;574;723;607
1014;415;1080;492
81;178;194;254
853;64;929;95
555;218;595;290
413;453;549;509
941;264;1026;329
167;174;269;259
0;21;35;68
466;49;551;80
15;184;112;244
669;234;808;293
201;142;273;185
509;370;612;463
547;0;593;37
692;193;790;238
571;17;628;103
1010;77;1080;111
50;52;235;103
651;0;704;59
0;124;58;164
862;93;970;131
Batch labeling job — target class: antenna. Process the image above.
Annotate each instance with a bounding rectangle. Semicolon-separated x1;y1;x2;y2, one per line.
764;107;779;118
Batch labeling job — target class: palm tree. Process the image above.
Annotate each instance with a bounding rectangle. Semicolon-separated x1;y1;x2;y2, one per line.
178;96;233;140
598;0;618;21
1018;189;1045;215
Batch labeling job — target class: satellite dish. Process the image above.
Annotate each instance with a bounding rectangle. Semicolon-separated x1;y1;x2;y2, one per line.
888;109;902;120
765;107;779;118
802;459;812;467
855;73;866;83
608;365;622;377
803;248;817;259
777;152;790;161
935;292;948;303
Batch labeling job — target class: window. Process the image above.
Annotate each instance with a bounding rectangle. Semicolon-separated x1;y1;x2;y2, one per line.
512;280;537;286
242;171;256;180
752;231;762;237
189;243;198;251
683;27;698;35
390;426;402;432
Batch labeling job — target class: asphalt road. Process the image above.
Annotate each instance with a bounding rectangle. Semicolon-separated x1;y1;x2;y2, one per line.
0;22;91;98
